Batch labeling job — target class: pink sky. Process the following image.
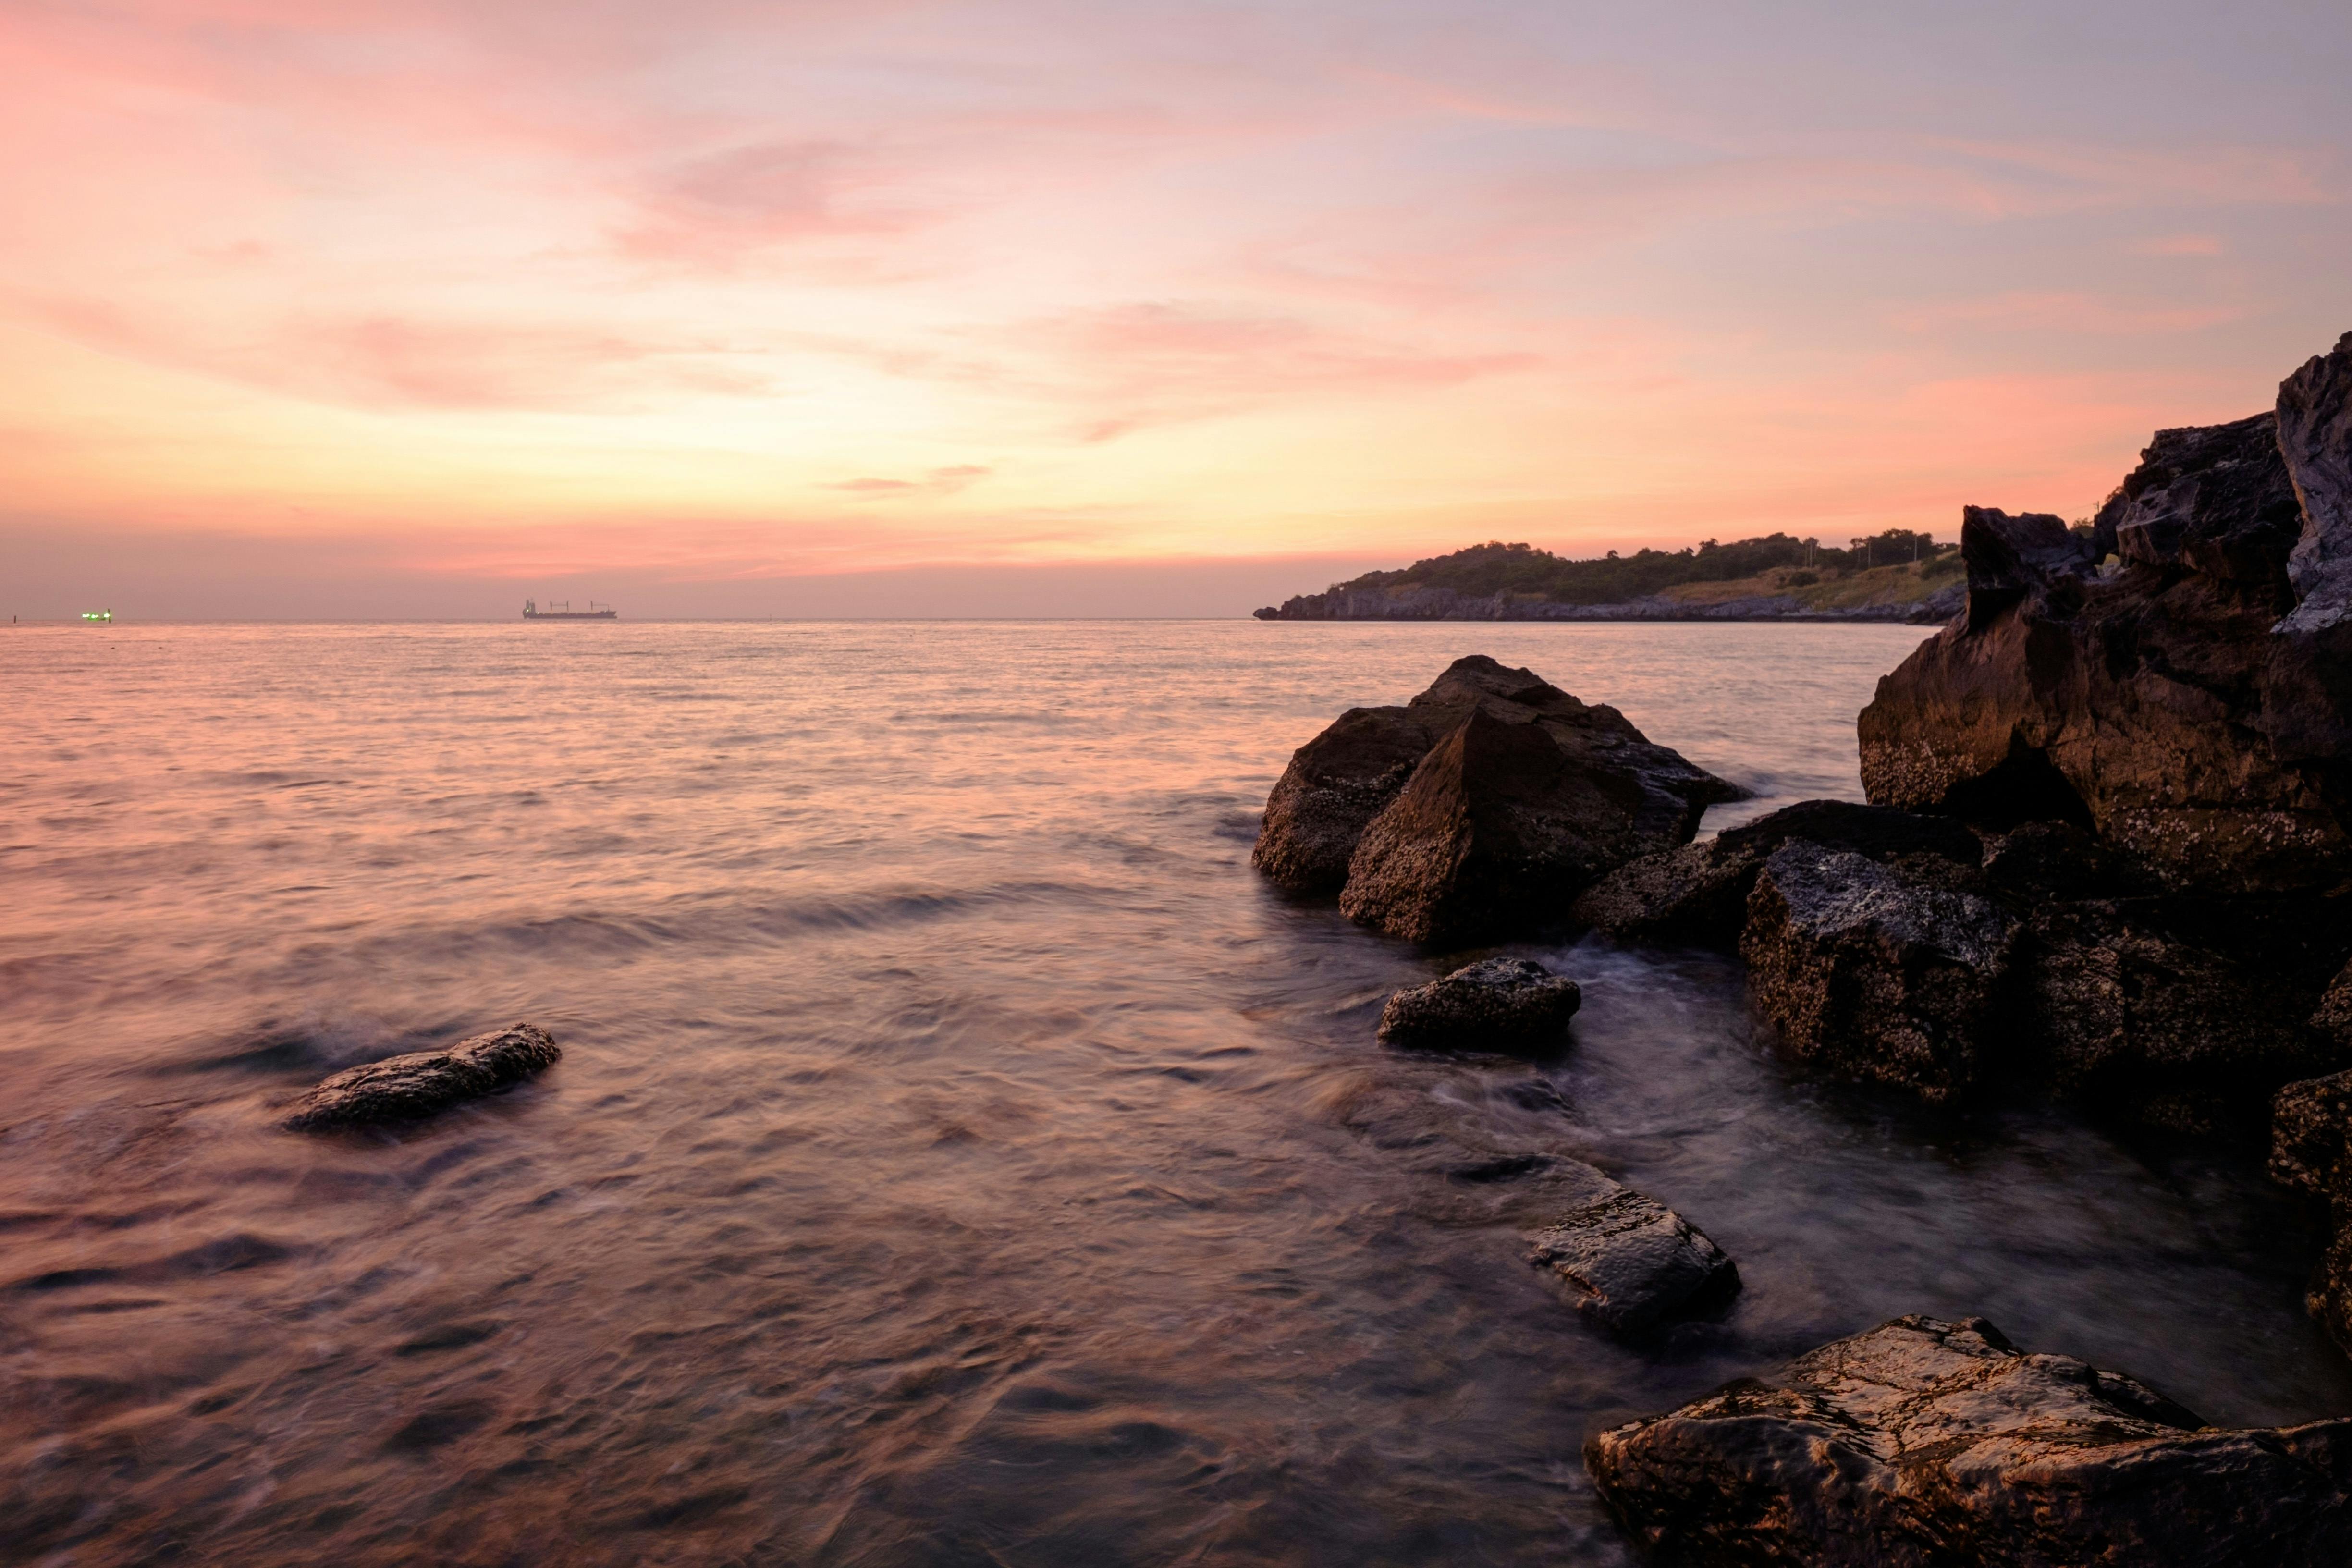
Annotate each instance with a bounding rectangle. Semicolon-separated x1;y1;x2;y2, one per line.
3;0;2350;616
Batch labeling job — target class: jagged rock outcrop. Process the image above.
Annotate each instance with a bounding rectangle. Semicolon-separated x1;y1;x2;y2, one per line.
2280;332;2352;633
1741;844;2019;1104
1527;1188;1739;1335
2274;1069;2352;1354
1584;1314;2352;1567
2093;411;2305;583
1569;800;1982;947
1254;656;1738;943
283;1023;561;1131
1859;332;2352;894
1376;957;1581;1046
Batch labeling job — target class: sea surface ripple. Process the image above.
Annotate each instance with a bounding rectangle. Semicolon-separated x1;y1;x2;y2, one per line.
3;620;2345;1566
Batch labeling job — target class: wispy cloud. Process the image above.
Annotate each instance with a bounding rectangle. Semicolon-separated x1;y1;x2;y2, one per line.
26;297;773;411
3;0;2350;609
1001;302;1538;440
827;465;992;497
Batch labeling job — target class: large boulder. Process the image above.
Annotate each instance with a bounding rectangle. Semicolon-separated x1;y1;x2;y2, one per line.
1250;705;1443;892
2273;1069;2352;1354
1740;843;2019;1104
1376;956;1581;1047
1570;799;1982;947
2021;899;2349;1132
1527;1188;1739;1335
1858;333;2352;894
283;1023;561;1131
1585;1314;2352;1567
1255;655;1737;943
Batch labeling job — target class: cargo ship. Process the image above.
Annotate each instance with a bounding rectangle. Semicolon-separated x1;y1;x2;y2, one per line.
522;599;617;620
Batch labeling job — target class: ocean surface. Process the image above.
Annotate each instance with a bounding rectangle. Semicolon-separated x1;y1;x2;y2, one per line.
5;620;2347;1567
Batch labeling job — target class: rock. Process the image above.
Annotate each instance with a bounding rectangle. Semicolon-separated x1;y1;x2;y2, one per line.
1979;819;2149;903
2020;899;2347;1132
1252;705;1444;892
2275;1070;2352;1207
283;1023;561;1131
2273;1069;2352;1354
1254;655;1737;943
2318;956;2352;1045
1527;1188;1739;1335
2093;412;2303;585
2279;332;2352;633
1584;1314;2352;1568
1860;334;2352;893
1376;956;1581;1046
1571;800;1982;947
1908;580;1966;624
1740;844;2018;1104
1255;653;1707;893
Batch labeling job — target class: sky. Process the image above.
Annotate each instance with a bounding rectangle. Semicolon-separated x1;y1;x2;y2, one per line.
3;0;2351;618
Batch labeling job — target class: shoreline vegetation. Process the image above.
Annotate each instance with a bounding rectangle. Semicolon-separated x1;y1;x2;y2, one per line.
1254;532;1970;622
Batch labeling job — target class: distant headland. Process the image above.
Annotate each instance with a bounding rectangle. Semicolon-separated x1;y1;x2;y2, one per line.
1252;532;1967;623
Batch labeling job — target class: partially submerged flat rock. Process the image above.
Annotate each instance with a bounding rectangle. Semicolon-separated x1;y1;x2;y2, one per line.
1528;1189;1738;1335
1377;957;1581;1047
1741;843;2018;1104
284;1023;561;1131
1256;655;1738;942
1571;800;1981;947
1585;1314;2352;1568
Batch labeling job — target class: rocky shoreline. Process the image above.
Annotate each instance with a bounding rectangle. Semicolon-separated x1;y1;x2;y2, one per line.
1253;582;1963;623
1252;330;2352;1561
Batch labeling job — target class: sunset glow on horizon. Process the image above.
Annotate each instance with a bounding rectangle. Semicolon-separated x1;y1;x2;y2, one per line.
5;0;2351;615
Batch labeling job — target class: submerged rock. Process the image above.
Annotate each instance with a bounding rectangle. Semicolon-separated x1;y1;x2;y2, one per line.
1860;333;2352;893
1740;843;2018;1104
1527;1189;1738;1335
1570;800;1982;947
1376;957;1581;1047
283;1023;561;1131
1585;1314;2352;1568
2274;1069;2352;1354
1254;654;1737;943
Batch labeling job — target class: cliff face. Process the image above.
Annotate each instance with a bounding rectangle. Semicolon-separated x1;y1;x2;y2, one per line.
1254;584;1961;623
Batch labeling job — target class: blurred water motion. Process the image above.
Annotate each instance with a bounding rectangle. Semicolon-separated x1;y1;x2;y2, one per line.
3;620;2342;1566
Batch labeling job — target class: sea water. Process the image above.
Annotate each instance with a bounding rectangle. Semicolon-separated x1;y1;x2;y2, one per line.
4;620;2345;1566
